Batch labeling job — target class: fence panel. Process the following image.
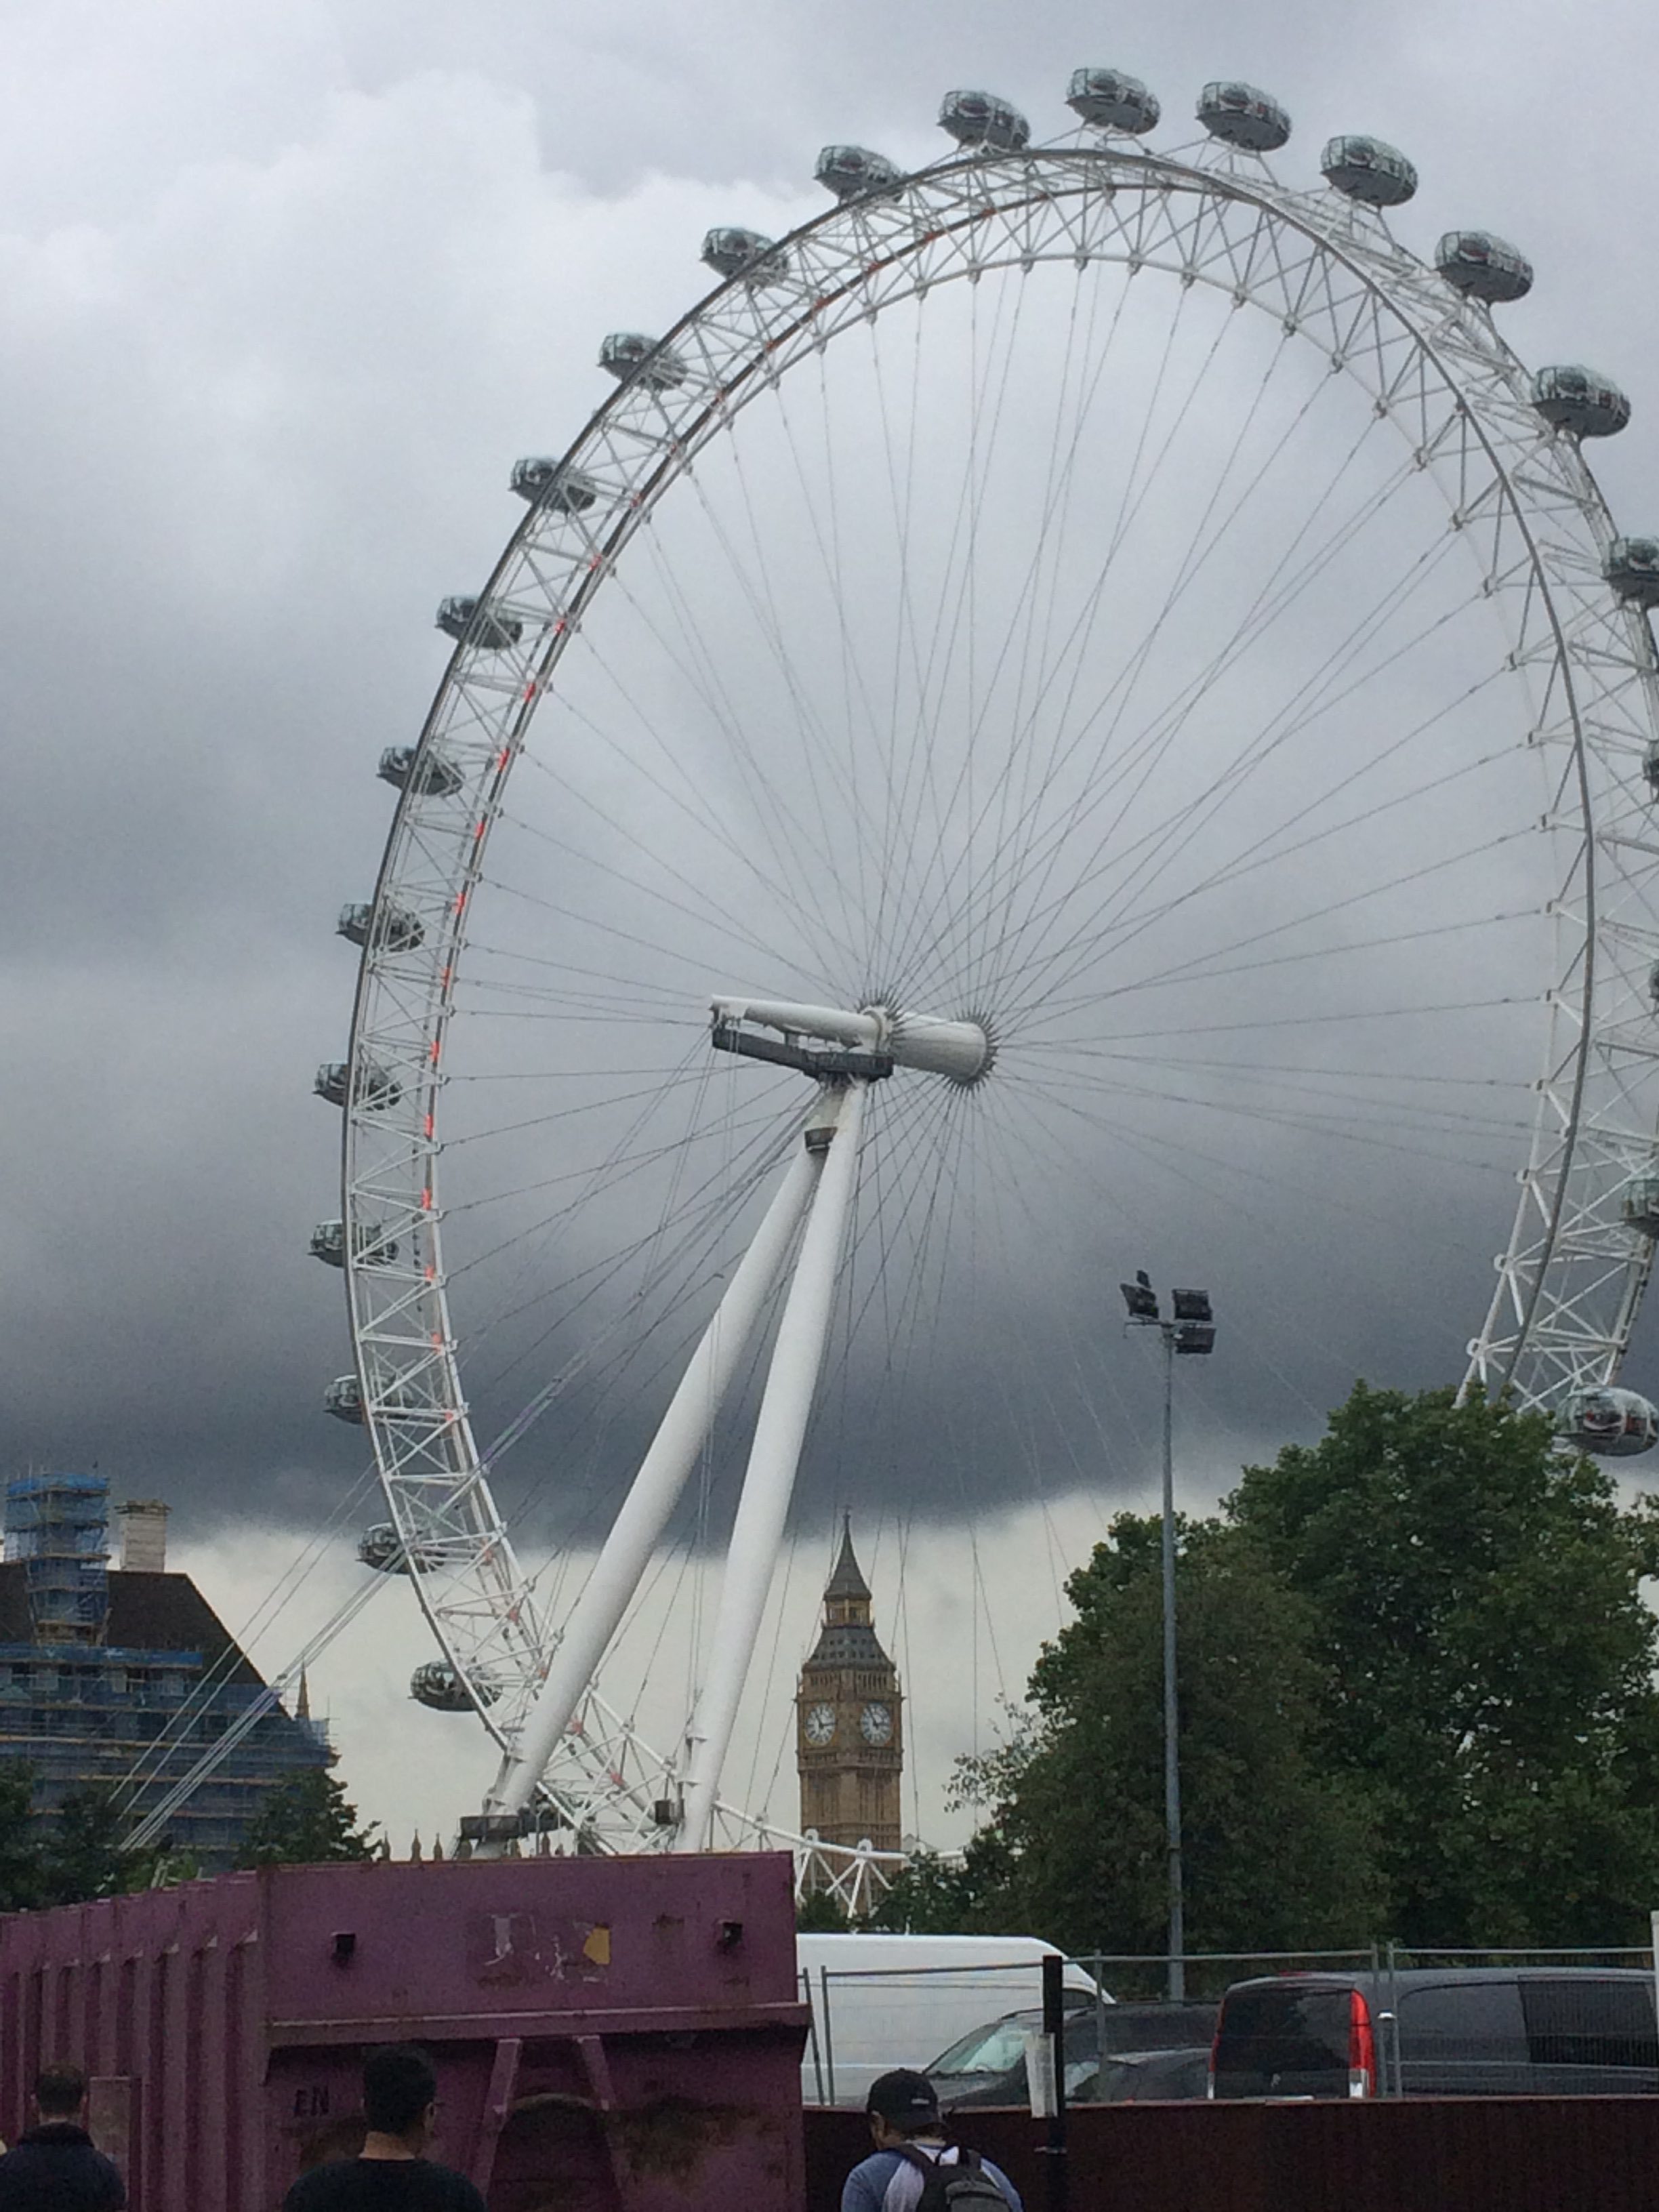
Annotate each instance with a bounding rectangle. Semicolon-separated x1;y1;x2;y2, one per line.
805;2096;1659;2212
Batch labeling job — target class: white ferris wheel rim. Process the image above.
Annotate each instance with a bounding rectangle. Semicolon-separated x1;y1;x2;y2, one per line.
329;125;1659;1858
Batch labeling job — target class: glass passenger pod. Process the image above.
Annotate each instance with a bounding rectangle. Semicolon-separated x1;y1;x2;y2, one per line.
1433;230;1533;305
1532;365;1631;439
815;145;904;202
1622;1176;1659;1237
1561;1387;1659;1458
1066;67;1160;134
337;900;425;954
1321;135;1418;207
314;1058;403;1111
309;1220;398;1269
509;457;600;512
700;228;790;284
323;1376;365;1425
358;1523;441;1575
377;744;464;798
1197;82;1291;152
598;333;688;390
410;1660;498;1712
1605;538;1659;610
436;596;524;651
938;90;1031;151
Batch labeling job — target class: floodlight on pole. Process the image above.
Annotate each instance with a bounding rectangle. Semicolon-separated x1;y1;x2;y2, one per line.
1121;1271;1216;2003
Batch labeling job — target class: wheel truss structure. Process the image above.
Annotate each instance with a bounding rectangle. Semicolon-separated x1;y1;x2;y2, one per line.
333;119;1659;1866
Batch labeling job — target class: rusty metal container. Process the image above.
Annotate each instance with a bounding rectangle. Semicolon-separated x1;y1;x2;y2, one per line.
0;1849;807;2211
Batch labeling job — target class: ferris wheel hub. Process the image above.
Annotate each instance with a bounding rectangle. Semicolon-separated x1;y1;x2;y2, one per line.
708;995;995;1087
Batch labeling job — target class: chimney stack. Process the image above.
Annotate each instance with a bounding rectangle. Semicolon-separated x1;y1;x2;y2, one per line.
117;1500;169;1574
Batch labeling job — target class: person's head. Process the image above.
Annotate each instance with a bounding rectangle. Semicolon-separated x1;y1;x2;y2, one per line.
865;2069;943;2150
362;2045;438;2148
35;2064;86;2123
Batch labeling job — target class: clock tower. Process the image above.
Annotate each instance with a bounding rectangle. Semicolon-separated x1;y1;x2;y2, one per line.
796;1518;903;1872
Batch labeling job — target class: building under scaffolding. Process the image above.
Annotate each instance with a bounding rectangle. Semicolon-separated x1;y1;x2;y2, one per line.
0;1474;330;1870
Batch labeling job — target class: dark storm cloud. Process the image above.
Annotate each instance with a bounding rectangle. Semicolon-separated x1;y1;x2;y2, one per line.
1;0;1656;1560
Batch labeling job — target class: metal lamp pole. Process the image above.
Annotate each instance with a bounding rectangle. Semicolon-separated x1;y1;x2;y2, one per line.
1120;1273;1216;2004
1159;1321;1182;2001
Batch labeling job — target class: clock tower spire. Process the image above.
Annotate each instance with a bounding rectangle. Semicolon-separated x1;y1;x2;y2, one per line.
796;1517;903;1879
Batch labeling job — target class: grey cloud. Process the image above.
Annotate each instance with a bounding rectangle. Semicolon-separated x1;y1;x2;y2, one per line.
0;0;1656;1586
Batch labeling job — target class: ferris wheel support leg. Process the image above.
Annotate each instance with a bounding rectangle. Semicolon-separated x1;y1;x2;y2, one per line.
484;1136;825;1819
676;1080;868;1854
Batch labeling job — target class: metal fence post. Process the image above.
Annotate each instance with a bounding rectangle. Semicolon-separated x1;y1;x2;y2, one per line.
1040;1951;1069;2212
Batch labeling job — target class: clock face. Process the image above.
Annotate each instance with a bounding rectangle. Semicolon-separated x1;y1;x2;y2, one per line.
804;1701;837;1746
860;1700;894;1746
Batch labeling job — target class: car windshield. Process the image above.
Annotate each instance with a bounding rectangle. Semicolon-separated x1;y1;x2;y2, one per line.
929;2011;1043;2076
1098;2003;1218;2055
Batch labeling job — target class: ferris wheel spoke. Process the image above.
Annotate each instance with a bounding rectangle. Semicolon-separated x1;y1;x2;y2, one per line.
991;520;1485;1017
912;337;1424;1000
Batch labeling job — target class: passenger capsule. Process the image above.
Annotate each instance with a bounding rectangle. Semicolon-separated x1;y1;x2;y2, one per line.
324;1375;365;1425
1605;538;1659;610
378;744;464;799
411;1660;497;1712
815;145;904;201
1622;1177;1659;1236
314;1058;402;1111
358;1523;441;1575
701;227;790;283
1197;82;1290;152
1649;959;1659;1010
1532;365;1631;439
1066;67;1160;134
598;333;687;390
1433;231;1533;306
509;457;599;512
938;89;1030;151
309;1220;398;1269
1643;742;1659;800
1561;1385;1659;1458
1321;135;1417;207
337;900;424;954
436;595;523;650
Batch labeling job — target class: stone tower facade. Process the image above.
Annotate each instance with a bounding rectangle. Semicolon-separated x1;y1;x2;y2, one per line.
796;1519;903;1858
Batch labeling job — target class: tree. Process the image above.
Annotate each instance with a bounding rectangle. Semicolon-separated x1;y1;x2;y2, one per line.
37;1784;154;1906
909;1515;1384;1957
0;1765;43;1911
1229;1381;1659;1945
796;1889;851;1932
235;1766;377;1868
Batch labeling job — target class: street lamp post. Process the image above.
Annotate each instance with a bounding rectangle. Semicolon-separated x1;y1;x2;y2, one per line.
1120;1271;1216;2003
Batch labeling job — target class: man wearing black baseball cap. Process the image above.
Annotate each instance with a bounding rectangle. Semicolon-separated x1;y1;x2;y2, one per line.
840;2069;1021;2211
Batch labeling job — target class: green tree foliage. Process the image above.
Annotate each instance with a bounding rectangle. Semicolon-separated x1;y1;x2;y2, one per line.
37;1784;155;1906
1229;1381;1659;1945
889;1515;1384;1956
796;1889;852;1932
0;1765;43;1911
235;1766;377;1868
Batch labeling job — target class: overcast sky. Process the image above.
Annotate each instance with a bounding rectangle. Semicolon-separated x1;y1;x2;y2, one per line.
4;1;1659;1847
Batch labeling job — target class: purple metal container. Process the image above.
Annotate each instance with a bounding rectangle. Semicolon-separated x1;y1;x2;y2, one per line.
0;1849;808;2211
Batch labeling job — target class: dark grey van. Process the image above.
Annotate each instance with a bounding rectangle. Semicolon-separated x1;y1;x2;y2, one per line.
1210;1968;1659;2099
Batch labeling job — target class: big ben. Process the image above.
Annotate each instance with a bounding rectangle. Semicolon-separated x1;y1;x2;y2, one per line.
796;1518;903;1860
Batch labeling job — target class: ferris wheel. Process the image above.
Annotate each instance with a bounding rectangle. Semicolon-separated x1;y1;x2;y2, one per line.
312;66;1659;1880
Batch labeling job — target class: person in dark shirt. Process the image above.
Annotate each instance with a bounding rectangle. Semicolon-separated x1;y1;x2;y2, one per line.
0;2062;125;2210
284;2045;487;2211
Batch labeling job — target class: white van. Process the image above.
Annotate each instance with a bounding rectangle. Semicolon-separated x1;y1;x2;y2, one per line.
796;1932;1103;2107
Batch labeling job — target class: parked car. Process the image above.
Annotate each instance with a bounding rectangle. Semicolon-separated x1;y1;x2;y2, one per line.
928;1999;1218;2108
796;1933;1101;2107
1210;1969;1659;2099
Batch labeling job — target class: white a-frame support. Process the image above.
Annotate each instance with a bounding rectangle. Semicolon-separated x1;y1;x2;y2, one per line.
486;1081;864;1828
678;1078;867;1849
